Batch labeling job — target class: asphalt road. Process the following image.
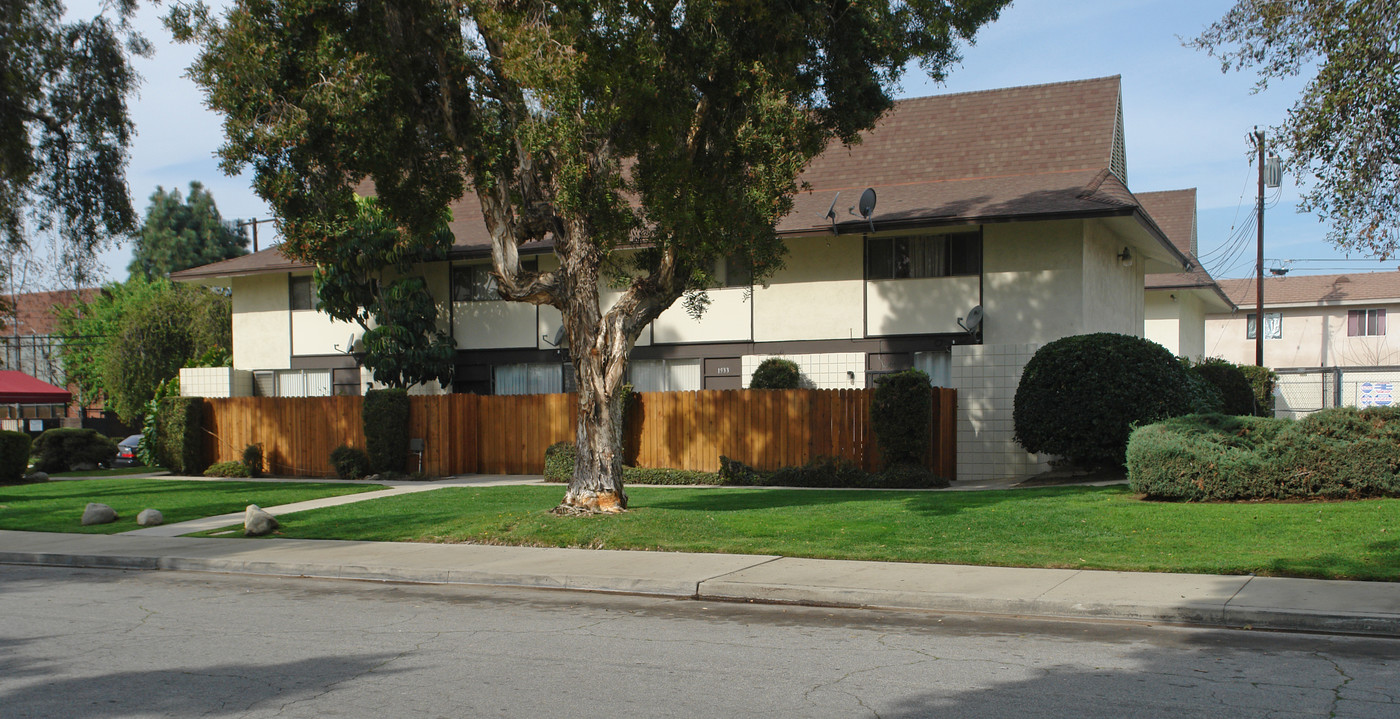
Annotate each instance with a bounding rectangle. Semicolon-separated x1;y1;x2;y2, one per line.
1;565;1397;718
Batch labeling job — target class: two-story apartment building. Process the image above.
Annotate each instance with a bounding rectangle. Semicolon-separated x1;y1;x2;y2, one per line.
175;76;1193;479
1138;189;1235;358
1206;272;1400;416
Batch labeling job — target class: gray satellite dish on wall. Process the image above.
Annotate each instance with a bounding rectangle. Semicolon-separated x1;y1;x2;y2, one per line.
542;325;566;348
824;192;841;229
340;333;357;354
958;305;984;335
857;188;876;232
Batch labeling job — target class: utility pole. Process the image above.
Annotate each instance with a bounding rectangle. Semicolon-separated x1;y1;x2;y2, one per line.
1255;127;1265;367
235;217;276;253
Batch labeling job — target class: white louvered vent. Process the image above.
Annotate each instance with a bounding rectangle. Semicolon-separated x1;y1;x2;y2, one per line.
1110;92;1127;183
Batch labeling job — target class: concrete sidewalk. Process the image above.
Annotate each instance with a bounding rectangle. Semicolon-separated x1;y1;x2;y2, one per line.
4;528;1399;638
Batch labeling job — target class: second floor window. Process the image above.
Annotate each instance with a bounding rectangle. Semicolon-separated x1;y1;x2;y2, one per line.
289;276;314;310
1247;312;1282;340
1348;309;1386;336
453;259;536;302
866;233;980;280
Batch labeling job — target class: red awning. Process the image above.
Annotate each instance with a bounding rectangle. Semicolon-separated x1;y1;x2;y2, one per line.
0;370;72;404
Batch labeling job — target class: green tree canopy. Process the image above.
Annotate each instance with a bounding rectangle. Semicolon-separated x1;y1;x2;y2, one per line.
1;0;150;281
1192;1;1400;257
313;196;455;390
55;278;231;422
128;181;250;280
172;0;1009;512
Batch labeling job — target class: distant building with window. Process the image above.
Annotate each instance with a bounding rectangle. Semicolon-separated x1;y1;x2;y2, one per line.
0;288;101;420
1206;272;1400;416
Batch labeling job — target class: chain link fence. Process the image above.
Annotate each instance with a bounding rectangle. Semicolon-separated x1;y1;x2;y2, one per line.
1274;367;1400;419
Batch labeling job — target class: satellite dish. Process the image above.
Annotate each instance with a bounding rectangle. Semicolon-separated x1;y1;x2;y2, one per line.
340;333;357;354
824;192;841;229
857;188;876;232
958;305;984;335
542;325;566;347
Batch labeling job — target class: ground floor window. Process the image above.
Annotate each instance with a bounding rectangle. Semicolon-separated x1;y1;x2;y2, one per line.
913;351;952;387
495;363;563;395
630;358;703;392
274;369;331;397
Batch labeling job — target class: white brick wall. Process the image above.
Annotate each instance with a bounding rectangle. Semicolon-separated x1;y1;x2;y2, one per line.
742;352;866;389
179;367;253;398
951;343;1051;480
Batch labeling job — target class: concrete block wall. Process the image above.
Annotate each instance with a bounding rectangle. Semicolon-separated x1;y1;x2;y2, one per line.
951;343;1051;480
742;352;866;390
179;367;253;398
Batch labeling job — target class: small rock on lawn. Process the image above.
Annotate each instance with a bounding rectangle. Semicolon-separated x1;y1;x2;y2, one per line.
136;509;164;526
81;503;117;525
244;505;279;536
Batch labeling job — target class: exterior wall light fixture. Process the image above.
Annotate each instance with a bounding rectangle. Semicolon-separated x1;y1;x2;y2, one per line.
1117;247;1133;268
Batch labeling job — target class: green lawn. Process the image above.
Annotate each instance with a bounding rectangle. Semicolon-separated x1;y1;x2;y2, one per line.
0;479;387;534
202;484;1400;581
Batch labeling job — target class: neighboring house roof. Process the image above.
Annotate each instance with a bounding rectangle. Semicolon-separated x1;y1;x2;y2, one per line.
174;76;1190;282
1216;272;1400;310
1137;189;1234;311
0;370;71;404
3;288;99;335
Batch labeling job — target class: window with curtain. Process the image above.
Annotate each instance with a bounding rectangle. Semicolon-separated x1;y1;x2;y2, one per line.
1348;309;1387;337
453;258;537;301
912;351;951;388
1246;312;1282;340
630;358;702;392
494;363;563;395
866;233;980;280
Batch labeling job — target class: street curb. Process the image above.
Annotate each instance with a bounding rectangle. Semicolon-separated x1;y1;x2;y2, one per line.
5;547;1400;638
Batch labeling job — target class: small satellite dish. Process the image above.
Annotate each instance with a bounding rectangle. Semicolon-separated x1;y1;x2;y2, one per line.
542;325;566;348
824;192;841;229
339;333;357;354
958;305;984;335
857;188;876;232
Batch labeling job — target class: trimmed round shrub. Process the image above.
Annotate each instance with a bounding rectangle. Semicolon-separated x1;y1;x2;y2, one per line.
1015;333;1193;468
330;445;371;479
0;430;34;484
749;358;803;389
1191;361;1255;416
31;428;117;473
871;369;932;468
1182;370;1225;414
544;441;577;482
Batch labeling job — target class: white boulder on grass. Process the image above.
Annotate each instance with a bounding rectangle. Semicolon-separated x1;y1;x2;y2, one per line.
136;509;164;526
243;505;279;536
81;503;117;525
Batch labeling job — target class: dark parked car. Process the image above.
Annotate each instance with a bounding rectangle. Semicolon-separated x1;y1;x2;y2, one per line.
113;435;143;468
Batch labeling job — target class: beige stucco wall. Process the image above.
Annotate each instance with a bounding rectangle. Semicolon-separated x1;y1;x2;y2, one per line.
981;221;1084;345
1082;221;1144;336
754;235;863;341
652;287;752;344
865;276;980;336
1205;302;1400;368
232;274;292;370
290;310;361;356
1145;289;1207;359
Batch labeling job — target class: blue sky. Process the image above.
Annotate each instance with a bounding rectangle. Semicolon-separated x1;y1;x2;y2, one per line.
81;0;1396;282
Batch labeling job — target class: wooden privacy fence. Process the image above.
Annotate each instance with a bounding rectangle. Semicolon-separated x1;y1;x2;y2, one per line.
202;388;956;479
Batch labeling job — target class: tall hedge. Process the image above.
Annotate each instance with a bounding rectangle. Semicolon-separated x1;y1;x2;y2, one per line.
1190;360;1255;416
1014;333;1193;468
0;431;33;484
155;397;207;475
870;369;932;468
364;388;410;473
31;428;117;472
1238;365;1278;416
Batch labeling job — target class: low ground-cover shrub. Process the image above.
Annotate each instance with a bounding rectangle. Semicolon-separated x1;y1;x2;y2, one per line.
544;441;577;482
1128;408;1400;501
330;446;371;479
31;428;117;473
204;461;251;478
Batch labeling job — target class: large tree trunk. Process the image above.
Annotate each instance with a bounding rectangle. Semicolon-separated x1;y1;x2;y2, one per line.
559;358;628;514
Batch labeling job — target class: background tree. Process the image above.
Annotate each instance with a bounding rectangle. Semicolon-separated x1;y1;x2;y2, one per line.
173;0;1009;513
1;0;150;283
128;181;250;280
313;196;455;390
55;278;230;421
1191;1;1400;257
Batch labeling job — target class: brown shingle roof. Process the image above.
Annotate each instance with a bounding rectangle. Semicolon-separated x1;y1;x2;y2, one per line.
1217;272;1400;308
1136;189;1196;258
176;76;1186;279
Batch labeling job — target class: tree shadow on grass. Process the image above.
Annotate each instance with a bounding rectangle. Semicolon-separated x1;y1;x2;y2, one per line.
636;484;1126;516
1260;538;1400;582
